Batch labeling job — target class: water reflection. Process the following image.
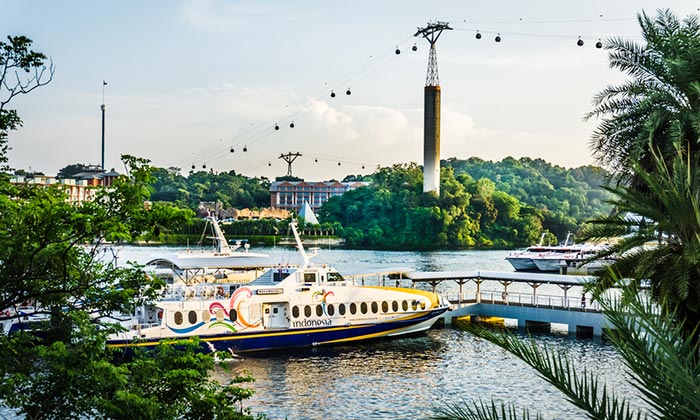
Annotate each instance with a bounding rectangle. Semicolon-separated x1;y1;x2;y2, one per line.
213;327;634;420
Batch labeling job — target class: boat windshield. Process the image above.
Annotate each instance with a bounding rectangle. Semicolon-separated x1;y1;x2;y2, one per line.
327;272;344;282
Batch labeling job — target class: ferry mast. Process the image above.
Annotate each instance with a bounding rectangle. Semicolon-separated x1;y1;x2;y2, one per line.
415;21;452;195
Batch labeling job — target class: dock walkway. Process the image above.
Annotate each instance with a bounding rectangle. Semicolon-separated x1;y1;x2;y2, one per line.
408;270;606;336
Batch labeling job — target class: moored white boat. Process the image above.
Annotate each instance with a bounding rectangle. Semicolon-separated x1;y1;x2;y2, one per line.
168;216;269;268
107;221;450;353
505;233;550;271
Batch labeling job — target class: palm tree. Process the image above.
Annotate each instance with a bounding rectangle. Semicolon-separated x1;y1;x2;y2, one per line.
431;286;700;419
583;144;700;340
586;9;700;186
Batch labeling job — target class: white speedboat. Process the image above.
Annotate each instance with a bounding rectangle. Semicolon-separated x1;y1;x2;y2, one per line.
168;217;269;268
531;243;608;273
107;221;450;353
505;233;548;271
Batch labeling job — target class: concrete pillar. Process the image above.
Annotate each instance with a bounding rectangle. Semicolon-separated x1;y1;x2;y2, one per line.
525;320;551;333
423;86;441;194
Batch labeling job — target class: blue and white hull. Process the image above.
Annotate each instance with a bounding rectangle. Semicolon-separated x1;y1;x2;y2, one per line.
109;306;448;353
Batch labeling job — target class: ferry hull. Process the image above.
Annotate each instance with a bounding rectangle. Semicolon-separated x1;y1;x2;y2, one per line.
505;256;537;271
108;307;448;353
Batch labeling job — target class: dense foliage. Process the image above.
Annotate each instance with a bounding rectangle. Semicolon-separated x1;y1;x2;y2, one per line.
444;157;611;231
149;167;271;210
583;9;700;341
587;9;700;186
319;159;610;248
318;162;545;248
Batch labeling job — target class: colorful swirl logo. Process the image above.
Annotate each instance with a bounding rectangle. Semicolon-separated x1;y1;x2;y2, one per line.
312;290;334;316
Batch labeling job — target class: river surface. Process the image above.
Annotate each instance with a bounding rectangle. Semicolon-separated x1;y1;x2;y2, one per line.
3;245;644;419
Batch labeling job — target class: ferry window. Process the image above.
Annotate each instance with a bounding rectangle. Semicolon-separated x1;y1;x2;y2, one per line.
292;306;300;318
411;300;418;310
188;311;197;324
327;304;335;316
174;311;183;325
360;302;368;314
402;300;409;311
327;272;344;282
392;301;399;312
350;303;357;315
339;303;346;315
381;301;389;313
304;305;312;317
420;301;426;309
371;302;378;313
201;310;210;324
229;309;238;323
216;309;225;322
315;305;323;317
304;273;317;283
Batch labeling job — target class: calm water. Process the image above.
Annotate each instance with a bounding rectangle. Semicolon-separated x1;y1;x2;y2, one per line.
2;245;644;419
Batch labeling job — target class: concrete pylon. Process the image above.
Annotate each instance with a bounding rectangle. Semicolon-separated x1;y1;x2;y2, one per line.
423;85;440;194
415;22;451;195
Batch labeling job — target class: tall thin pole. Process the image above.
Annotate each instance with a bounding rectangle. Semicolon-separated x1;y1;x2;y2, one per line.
101;80;107;170
414;22;452;195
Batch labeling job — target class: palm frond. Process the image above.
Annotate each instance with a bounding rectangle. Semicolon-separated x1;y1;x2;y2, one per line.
431;399;542;420
448;323;643;420
600;291;700;419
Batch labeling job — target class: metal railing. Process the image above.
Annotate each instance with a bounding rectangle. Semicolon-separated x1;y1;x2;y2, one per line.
446;290;601;312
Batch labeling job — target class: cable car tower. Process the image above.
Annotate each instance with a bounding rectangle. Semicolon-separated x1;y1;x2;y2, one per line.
279;152;302;177
415;21;452;194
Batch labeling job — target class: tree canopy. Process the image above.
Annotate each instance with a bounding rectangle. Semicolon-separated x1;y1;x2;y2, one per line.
149;167;271;210
319;158;610;248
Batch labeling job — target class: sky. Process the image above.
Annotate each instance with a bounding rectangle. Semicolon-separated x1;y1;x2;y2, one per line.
2;0;699;181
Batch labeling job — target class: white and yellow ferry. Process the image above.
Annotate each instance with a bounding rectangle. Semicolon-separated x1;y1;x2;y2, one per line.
108;222;450;353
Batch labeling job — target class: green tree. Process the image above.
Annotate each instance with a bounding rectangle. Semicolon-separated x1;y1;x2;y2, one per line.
0;35;53;173
56;163;91;179
586;9;700;185
0;36;262;419
585;144;700;339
